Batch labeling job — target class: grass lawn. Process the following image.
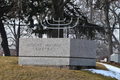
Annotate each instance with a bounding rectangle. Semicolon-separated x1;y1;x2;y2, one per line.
96;63;108;70
0;57;117;80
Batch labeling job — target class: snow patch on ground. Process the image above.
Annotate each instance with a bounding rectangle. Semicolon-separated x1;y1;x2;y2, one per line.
83;62;120;80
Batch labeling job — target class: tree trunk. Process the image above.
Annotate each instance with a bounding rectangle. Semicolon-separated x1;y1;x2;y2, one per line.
51;29;63;38
51;0;64;38
0;18;10;56
90;0;93;23
52;0;64;19
16;22;20;56
104;0;113;63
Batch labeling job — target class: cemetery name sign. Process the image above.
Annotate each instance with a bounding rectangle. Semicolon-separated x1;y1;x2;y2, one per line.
19;38;96;69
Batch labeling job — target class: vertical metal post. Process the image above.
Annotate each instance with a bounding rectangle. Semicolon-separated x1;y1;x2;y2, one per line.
118;17;120;42
65;27;67;38
118;14;120;52
58;18;60;38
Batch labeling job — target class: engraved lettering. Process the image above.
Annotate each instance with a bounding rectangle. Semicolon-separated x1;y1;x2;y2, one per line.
26;43;62;51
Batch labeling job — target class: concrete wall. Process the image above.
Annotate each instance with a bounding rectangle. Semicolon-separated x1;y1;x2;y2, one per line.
19;38;96;67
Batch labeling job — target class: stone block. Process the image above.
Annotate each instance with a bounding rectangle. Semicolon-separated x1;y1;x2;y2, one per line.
19;38;96;67
19;57;96;66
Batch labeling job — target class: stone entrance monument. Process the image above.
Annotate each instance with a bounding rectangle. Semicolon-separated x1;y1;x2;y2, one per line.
19;38;96;69
19;17;96;70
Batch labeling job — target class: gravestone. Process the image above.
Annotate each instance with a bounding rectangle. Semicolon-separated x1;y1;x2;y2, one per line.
19;38;96;69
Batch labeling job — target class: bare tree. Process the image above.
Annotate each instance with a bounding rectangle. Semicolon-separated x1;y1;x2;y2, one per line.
76;0;120;62
4;18;34;56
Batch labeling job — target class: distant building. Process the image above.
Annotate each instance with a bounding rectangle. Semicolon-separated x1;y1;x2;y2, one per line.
111;49;120;63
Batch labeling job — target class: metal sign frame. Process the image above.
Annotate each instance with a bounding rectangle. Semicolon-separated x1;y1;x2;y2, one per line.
40;17;79;38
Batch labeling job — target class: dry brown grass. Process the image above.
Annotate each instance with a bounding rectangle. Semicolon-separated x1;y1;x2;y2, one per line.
96;63;108;70
0;57;116;80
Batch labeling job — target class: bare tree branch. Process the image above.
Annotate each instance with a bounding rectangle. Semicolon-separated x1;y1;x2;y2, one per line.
61;0;70;9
